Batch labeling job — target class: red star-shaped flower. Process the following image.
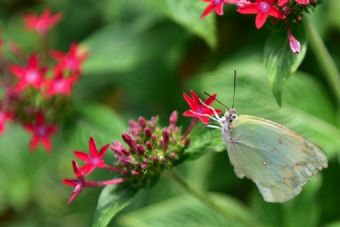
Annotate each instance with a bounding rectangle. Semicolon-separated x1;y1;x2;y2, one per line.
237;0;286;29
73;137;111;176
183;90;222;124
24;113;57;152
0;110;13;134
51;43;88;74
24;10;62;36
201;0;226;18
44;69;78;97
63;160;124;204
9;54;47;92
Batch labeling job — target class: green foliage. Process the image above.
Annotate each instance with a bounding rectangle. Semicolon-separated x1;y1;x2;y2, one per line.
264;29;307;106
93;184;138;227
184;126;225;160
1;0;340;227
118;193;263;227
143;0;217;48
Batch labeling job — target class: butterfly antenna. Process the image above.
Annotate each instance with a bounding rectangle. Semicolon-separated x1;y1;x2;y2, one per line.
204;91;229;110
232;70;237;109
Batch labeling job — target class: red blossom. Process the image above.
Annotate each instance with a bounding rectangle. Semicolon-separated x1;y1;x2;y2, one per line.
44;69;78;97
0;111;13;134
73;137;111;176
201;0;247;18
24;113;57;152
51;43;88;74
24;10;62;36
63;160;124;204
9;54;47;92
183;90;222;124
237;0;286;29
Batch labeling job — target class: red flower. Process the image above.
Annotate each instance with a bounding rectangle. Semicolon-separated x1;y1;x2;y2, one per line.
44;69;78;97
51;43;88;74
201;0;226;18
63;160;124;204
237;0;286;29
9;54;47;92
24;10;62;36
24;113;57;152
183;90;222;124
73;137;111;176
0;111;13;134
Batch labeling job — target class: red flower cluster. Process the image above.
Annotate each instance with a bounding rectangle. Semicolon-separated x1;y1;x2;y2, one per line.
63;112;189;203
0;10;88;152
200;0;319;53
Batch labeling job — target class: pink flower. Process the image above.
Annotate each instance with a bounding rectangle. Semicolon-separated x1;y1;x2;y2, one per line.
9;54;47;92
73;137;111;176
287;28;301;54
51;43;88;74
24;10;62;36
183;90;222;124
237;0;286;29
24;113;57;152
0;111;13;134
63;160;124;204
44;69;78;96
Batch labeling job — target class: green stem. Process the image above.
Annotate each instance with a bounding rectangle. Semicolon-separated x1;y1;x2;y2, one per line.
170;171;265;227
304;16;340;105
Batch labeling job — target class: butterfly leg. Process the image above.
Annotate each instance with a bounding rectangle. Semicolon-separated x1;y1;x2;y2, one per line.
189;110;220;122
198;98;222;121
206;124;221;129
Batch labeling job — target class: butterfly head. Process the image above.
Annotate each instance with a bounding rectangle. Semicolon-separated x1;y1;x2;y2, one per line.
219;108;237;130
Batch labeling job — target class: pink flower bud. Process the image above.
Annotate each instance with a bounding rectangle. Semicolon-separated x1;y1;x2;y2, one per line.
287;29;301;54
146;141;153;150
144;128;152;137
138;116;147;128
136;144;145;154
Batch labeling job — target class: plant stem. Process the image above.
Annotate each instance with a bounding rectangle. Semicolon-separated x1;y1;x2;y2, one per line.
170;171;265;227
304;16;340;105
182;118;198;140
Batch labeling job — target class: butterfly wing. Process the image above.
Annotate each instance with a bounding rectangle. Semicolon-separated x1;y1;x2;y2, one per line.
223;115;327;203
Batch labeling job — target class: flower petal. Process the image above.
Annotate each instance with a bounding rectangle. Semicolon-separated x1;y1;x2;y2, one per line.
255;12;269;29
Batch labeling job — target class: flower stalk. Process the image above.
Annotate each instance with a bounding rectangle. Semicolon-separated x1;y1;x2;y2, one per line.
304;15;340;105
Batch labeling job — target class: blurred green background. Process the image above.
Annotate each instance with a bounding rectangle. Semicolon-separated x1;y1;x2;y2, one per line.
1;0;340;226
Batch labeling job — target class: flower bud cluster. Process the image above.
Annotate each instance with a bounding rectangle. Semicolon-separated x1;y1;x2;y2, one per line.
111;111;189;187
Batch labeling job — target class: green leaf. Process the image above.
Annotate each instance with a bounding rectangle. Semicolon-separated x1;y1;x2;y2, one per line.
92;183;138;227
82;15;188;75
189;57;340;158
324;221;340;227
143;0;217;48
64;104;126;149
264;29;307;106
185;126;225;160
118;193;265;227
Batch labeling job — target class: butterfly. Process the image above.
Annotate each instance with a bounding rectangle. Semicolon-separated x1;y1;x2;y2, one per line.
184;73;328;203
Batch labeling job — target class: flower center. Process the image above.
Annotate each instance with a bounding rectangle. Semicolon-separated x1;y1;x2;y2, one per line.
259;1;270;13
65;58;76;69
26;70;39;83
90;156;100;165
36;126;47;136
53;80;66;92
212;0;222;5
